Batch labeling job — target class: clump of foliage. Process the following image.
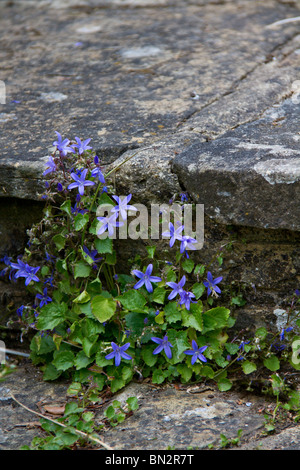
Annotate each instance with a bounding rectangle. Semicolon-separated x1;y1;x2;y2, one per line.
2;131;300;448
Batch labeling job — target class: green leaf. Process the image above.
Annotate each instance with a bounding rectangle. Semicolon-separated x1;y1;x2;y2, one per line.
202;307;230;333
146;246;156;259
122;366;133;383
91;295;117;322
264;355;280;372
43;363;62;381
177;364;193;383
117;289;147;311
152;369;165;384
164;302;181;323
152;286;166;305
181;303;203;332
82;336;98;357
127;396;139;411
73;290;91;304
242;360;257;375
74;261;91;279
125;311;147;336
110;378;126;393
141;347;158;367
192;282;205;299
52;234;66;251
52;350;75;371
94;237;113;254
225;343;239;355
36;303;66;331
255;327;268;340
74;351;94;370
218;378;232;391
194;264;205;276
182;258;194;273
74;212;89;231
60;200;72;217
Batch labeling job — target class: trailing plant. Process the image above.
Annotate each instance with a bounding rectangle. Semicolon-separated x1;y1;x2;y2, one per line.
1;131;300;408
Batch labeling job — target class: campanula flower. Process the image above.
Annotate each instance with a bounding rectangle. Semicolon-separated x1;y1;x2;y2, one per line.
82;246;102;269
279;327;293;341
36;287;52;308
178;290;196;310
151;335;173;359
97;213;124;237
43;156;57;176
184;340;208;364
71;137;92;155
203;271;223;297
132;263;162;293
10;260;40;286
162;222;184;248
53;131;73;156
68;169;95;195
91;167;105;184
105;342;132;366
111;194;137;220
180;235;197;254
166;275;186;300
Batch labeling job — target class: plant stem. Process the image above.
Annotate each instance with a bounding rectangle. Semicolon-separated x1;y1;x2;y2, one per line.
10;392;114;450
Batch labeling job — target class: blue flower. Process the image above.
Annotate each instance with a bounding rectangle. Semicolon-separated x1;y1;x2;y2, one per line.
43;156;57;176
239;340;250;352
184;340;208;365
36;287;52;308
71;137;92;155
53;131;73;156
82;246;102;269
91;167;105;184
97;213;124;237
132;263;162;293
279;327;293;341
166;275;186;300
151;335;173;359
68;168;95;195
105;342;132;366
111;194;137;220
180;235;197;254
162;222;184;248
10;260;40;286
203;271;223;297
178;290;196;310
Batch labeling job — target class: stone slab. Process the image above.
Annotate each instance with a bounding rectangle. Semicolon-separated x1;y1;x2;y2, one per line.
173;97;300;231
0;0;300;206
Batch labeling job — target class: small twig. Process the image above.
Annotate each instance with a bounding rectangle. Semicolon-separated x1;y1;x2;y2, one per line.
9;392;114;450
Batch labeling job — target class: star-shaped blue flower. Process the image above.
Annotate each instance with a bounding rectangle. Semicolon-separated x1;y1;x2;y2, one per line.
184;340;208;365
166;275;186;300
105;342;132;366
203;271;223;297
36;287;52;308
43;156;57;176
72;137;92;155
179;290;196;310
162;222;184;248
91;167;105;184
132;263;162;293
68;168;95;195
97;213;124;237
111;194;137;220
151;335;173;359
53;131;73;156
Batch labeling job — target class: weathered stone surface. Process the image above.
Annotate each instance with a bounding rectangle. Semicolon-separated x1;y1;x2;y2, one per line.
0;0;299;203
173;98;300;231
1;361;300;451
